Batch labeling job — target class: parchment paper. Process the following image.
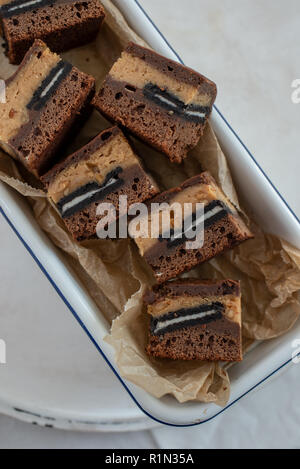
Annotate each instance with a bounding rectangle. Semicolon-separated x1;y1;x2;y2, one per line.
0;0;299;405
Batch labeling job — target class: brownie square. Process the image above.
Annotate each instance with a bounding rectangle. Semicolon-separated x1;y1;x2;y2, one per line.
0;0;105;64
41;126;160;241
133;172;254;283
0;40;95;177
92;42;217;164
145;279;242;361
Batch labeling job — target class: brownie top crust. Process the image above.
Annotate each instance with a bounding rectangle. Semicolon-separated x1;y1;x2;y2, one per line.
41;126;121;187
144;279;241;305
125;42;217;95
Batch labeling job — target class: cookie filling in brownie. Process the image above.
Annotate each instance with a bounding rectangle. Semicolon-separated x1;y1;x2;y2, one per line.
56;166;124;219
41;126;159;241
143;83;211;124
0;0;53;17
0;0;105;64
159;200;230;249
151;302;225;335
93;42;217;164
145;279;242;361
27;60;73;111
0;40;95;177
133;172;253;283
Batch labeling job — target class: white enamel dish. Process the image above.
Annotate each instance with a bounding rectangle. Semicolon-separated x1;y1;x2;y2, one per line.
0;0;299;427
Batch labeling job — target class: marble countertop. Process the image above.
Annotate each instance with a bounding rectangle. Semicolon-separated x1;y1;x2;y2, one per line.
0;0;299;449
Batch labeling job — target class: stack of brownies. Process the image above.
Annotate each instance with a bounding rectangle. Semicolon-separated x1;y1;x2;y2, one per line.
0;1;253;363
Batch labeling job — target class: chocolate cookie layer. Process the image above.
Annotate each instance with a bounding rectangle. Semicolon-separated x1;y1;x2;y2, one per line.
158;199;231;250
150;302;225;335
27;60;73;111
57;166;124;219
0;0;58;18
0;40;95;177
143;83;211;124
92;42;217;163
145;279;242;362
133;172;253;283
42;126;159;241
0;0;105;64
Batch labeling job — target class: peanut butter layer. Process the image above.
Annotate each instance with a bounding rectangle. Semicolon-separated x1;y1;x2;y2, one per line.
147;295;241;325
133;173;237;256
110;52;212;108
0;41;60;148
47;131;147;204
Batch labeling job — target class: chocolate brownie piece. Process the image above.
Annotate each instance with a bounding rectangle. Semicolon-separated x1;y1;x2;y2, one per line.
0;0;105;64
92;42;217;164
132;172;253;283
145;279;242;361
0;40;95;177
41;126;159;241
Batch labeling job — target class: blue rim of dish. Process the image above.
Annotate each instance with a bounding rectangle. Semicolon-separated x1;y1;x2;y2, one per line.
0;0;299;428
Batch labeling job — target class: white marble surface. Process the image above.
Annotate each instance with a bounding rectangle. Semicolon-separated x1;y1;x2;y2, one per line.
146;0;300;217
0;0;299;449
